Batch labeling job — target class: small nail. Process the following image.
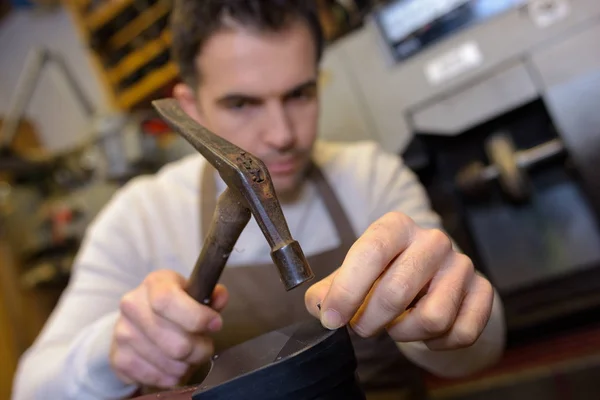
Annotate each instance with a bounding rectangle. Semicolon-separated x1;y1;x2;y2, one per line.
322;309;343;330
208;317;222;332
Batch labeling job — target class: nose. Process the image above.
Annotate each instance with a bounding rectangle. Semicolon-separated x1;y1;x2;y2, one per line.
262;101;295;150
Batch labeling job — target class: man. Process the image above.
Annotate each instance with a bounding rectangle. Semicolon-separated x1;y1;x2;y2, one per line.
12;1;506;399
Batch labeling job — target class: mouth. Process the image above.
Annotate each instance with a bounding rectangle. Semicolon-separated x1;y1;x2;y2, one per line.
265;158;298;176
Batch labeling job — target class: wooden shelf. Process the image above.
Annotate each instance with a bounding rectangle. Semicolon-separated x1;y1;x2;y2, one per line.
107;0;170;52
107;30;171;85
85;0;133;31
64;0;119;108
117;61;178;109
65;0;176;110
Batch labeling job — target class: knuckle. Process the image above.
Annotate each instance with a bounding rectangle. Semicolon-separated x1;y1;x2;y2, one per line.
478;275;494;297
401;252;426;277
144;271;157;284
150;285;177;316
418;308;453;336
166;337;193;360
361;247;386;271
455;253;475;274
114;321;134;346
453;325;481;347
143;271;162;288
351;236;388;268
147;269;176;283
386;211;412;228
119;292;138;317
370;235;391;256
427;229;452;253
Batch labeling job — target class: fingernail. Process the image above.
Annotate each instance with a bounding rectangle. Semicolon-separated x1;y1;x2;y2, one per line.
208;317;222;332
322;309;343;330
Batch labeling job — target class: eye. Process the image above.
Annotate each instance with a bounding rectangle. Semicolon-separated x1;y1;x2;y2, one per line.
221;97;260;111
287;85;317;102
227;99;249;110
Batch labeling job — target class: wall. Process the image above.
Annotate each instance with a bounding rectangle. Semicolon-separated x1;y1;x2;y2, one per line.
0;5;108;152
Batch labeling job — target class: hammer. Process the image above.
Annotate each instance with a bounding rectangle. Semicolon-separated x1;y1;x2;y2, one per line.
152;98;315;306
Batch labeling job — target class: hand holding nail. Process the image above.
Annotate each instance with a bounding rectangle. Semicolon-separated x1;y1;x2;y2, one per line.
304;212;494;351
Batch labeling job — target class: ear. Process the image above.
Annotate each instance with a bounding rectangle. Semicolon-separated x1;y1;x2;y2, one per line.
173;82;206;125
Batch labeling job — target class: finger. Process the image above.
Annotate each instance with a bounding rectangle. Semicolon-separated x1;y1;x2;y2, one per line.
423;273;494;350
185;335;215;365
144;271;223;333
320;212;416;329
112;346;180;388
386;252;474;342
304;270;337;318
113;317;189;379
350;228;453;337
120;290;216;361
211;284;229;312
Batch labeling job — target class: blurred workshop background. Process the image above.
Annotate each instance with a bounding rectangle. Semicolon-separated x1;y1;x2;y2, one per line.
1;0;600;399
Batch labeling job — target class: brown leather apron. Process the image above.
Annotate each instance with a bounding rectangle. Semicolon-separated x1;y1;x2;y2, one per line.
199;162;429;400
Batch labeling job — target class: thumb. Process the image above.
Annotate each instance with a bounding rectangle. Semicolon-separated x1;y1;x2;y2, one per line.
304;271;337;319
211;284;229;312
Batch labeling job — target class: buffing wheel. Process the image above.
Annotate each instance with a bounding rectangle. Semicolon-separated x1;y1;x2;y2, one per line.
485;133;530;202
133;318;366;400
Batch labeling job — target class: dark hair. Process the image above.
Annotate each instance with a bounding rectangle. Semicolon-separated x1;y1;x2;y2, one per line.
170;0;325;87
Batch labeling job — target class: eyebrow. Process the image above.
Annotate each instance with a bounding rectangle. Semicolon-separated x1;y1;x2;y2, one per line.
215;79;318;106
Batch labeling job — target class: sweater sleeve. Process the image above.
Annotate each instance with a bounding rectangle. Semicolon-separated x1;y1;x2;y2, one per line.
363;142;443;231
12;179;154;400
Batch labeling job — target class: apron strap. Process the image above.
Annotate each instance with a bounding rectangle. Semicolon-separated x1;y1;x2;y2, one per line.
306;161;357;248
199;160;357;248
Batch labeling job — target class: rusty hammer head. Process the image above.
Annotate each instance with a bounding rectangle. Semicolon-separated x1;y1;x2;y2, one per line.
152;98;314;291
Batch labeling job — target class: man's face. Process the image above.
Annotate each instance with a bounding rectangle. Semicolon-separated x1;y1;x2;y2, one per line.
175;20;320;196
